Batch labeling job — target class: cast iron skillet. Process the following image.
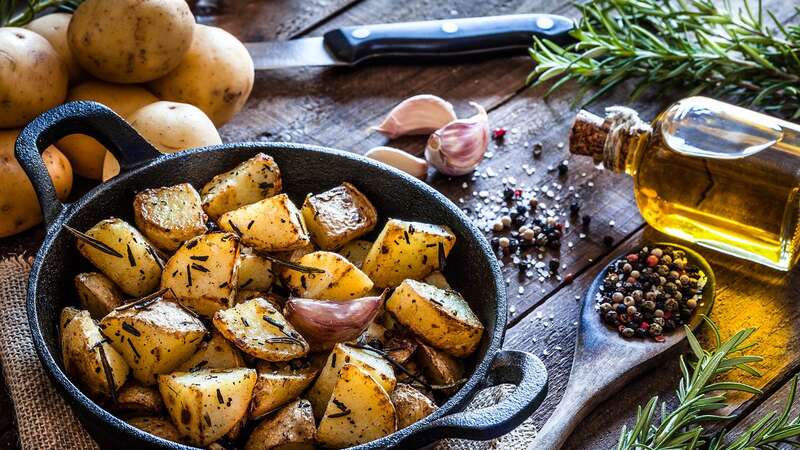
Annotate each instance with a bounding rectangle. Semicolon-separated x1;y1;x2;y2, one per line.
16;101;548;450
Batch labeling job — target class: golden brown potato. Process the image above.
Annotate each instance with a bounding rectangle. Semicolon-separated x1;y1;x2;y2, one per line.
212;297;309;361
56;81;158;179
115;381;164;416
250;357;323;419
24;13;83;82
59;306;81;335
159;368;256;447
200;153;282;220
237;250;274;292
281;251;373;301
362;219;456;288
245;399;316;450
160;232;241;317
307;343;395;419
301;183;377;250
220;194;310;253
74;218;163;297
74;272;124;319
68;0;195;83
338;239;372;269
317;364;397;448
99;295;207;385
384;336;419;365
62;310;129;400
0;28;67;128
127;416;183;442
272;240;316;264
415;342;464;395
149;24;254;126
177;331;246;372
386;280;483;358
133;183;208;252
0;130;72;238
391;383;438;429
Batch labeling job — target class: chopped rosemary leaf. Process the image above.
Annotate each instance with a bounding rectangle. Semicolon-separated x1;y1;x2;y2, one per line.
63;225;123;258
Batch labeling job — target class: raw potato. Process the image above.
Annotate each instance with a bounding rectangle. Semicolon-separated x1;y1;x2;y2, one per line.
200;153;282;220
219;194;310;253
25;13;83;82
56;81;158;179
415;342;464;395
391;384;437;429
317;364;397;448
250;357;323;418
68;0;195;83
99;296;207;385
116;382;164;415
158;368;257;446
301;183;377;250
127;416;183;442
133;183;208;252
386;280;483;358
212;297;309;361
160;232;241;317
74;272;124;319
338;240;372;269
177;331;246;371
237;251;274;292
62;310;129;400
282;251;373;301
307;343;396;419
0;130;72;238
362;219;456;288
149;24;254;126
75;218;163;297
245;399;316;450
0;28;67;128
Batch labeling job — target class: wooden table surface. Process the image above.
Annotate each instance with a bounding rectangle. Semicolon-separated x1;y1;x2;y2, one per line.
2;0;800;449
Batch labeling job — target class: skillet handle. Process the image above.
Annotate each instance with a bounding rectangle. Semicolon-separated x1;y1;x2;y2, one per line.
15;101;161;227
393;350;547;449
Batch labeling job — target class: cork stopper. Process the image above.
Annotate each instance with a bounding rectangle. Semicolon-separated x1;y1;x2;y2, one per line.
569;110;610;163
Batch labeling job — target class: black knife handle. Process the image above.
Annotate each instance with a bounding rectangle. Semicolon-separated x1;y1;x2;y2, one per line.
323;14;574;65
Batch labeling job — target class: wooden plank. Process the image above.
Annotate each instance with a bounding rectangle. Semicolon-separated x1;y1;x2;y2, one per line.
725;371;800;444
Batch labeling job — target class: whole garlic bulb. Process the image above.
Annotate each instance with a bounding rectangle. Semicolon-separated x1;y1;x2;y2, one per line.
425;102;489;176
371;94;457;139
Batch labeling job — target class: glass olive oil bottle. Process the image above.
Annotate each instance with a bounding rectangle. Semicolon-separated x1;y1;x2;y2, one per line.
571;96;800;270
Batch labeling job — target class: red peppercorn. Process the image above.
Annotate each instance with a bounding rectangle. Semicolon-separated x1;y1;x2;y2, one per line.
654;335;666;343
646;255;659;267
663;311;673;320
626;254;639;263
492;128;507;140
514;189;523;198
640;321;650;330
555;223;564;231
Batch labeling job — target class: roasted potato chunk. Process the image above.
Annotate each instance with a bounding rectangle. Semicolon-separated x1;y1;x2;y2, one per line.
301;182;377;250
415;342;464;395
62;310;129;400
133;183;207;252
317;364;397;448
127;416;183;442
238;250;273;292
159;368;257;446
308;343;395;419
161;232;241;317
220;193;310;252
250;357;323;418
59;306;81;334
245;399;315;450
116;381;164;416
338;239;372;269
74;272;124;319
99;295;207;385
177;331;246;371
213;297;309;361
201;153;282;220
391;383;437;429
362;219;456;288
387;280;483;358
423;271;451;289
74;218;163;296
282;251;373;300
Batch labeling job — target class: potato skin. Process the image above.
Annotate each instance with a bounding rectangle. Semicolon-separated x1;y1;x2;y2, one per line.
0;130;72;238
130;102;221;154
74;272;124;319
25;13;83;82
0;28;67;128
127;416;183;442
245;399;316;450
391;384;437;429
149;24;254;126
133;183;208;252
115;382;165;416
250;358;322;419
68;0;195;83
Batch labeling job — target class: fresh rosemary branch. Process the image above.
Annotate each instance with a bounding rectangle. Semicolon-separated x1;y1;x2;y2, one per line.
527;0;800;118
0;0;82;27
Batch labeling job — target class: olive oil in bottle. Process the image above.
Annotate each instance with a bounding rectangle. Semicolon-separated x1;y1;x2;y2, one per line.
570;96;800;270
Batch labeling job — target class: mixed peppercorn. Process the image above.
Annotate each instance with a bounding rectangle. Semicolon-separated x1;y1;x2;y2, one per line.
597;245;706;342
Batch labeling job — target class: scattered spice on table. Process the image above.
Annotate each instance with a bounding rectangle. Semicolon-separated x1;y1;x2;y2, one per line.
596;245;706;342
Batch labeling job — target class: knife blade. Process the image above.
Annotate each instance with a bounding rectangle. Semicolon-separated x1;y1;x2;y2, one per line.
245;14;575;70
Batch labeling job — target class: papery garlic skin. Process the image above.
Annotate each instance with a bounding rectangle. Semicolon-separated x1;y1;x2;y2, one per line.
372;94;457;139
365;146;428;179
425;102;489;176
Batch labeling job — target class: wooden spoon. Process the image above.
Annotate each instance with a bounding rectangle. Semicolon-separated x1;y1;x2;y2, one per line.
528;242;716;450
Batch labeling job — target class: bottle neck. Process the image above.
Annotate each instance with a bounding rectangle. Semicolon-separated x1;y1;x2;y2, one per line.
601;106;652;174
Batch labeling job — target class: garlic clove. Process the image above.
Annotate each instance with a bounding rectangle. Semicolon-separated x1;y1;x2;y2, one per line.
425;102;489;176
365;146;428;180
371;95;457;139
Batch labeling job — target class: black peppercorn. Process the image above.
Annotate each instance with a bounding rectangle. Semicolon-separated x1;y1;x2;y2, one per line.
516;204;528;215
503;187;515;201
582;215;591;227
549;259;560;272
490;237;499;250
570;202;580;215
557;162;568;175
